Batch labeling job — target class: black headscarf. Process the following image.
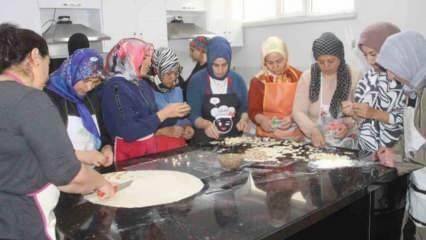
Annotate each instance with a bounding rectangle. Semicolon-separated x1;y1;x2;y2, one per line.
310;32;351;118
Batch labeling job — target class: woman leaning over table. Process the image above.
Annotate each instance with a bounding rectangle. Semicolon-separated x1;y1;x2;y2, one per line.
293;32;361;148
0;23;114;240
248;36;303;140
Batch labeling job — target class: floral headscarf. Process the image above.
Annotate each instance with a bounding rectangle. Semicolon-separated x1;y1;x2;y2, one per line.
104;38;154;83
47;48;104;149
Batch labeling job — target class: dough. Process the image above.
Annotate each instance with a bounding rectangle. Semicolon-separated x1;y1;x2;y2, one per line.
84;170;204;208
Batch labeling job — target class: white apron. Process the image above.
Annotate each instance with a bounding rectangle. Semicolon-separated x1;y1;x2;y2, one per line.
66;115;100;151
27;184;61;240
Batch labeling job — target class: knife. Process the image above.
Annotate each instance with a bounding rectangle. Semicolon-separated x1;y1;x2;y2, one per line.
96;180;133;198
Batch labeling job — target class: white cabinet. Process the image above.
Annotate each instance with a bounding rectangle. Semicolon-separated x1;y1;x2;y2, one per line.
0;0;42;34
38;0;101;9
101;0;168;52
165;0;205;11
206;0;243;47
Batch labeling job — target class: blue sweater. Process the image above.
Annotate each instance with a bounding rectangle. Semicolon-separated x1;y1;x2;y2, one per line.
186;68;248;123
101;77;161;141
152;86;191;126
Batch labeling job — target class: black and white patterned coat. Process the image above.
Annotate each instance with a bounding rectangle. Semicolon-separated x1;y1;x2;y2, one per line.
354;69;406;153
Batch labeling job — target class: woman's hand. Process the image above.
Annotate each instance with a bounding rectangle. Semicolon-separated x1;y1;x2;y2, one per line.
182;125;195;140
157;103;191;121
278;116;292;130
237;113;250;132
342;101;354;116
96;179;116;200
353;103;374;119
100;145;114;167
76;150;107;167
256;114;273;132
376;147;396;168
334;122;349;139
205;121;220;139
311;127;326;148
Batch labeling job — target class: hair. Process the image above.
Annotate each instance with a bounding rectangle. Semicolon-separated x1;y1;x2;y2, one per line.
68;33;89;56
0;23;49;73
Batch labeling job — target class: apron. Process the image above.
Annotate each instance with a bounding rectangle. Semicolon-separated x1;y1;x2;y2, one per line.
317;75;357;149
256;76;303;139
3;71;60;240
67;115;99;151
193;77;242;143
113;81;187;163
27;184;60;240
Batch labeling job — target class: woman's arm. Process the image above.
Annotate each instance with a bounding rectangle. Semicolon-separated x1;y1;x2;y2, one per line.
17;91;114;196
101;80;162;141
292;71;317;137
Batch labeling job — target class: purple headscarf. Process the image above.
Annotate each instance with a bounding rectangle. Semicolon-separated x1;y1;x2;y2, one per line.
47;48;104;149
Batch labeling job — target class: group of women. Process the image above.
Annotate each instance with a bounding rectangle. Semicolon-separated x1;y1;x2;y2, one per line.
1;19;426;239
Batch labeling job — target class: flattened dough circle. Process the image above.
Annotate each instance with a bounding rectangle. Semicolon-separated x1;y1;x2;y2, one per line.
85;170;204;208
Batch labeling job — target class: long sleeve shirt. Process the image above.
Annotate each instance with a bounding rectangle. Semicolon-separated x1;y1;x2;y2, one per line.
186;68;248;123
292;67;361;137
101;77;161;141
152;86;191;126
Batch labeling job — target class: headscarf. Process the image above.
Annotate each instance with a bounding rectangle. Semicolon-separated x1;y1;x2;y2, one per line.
104;38;154;83
256;36;289;77
358;22;400;53
377;31;426;94
150;47;181;92
310;32;351;118
207;36;232;80
47;48;104;149
190;36;209;53
68;33;90;56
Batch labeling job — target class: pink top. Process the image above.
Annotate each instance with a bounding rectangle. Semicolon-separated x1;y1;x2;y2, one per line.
292;67;361;137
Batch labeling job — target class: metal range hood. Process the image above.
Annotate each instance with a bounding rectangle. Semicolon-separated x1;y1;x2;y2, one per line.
167;16;214;40
43;16;110;44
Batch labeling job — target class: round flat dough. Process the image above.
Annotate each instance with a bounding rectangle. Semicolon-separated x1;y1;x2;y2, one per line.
84;170;204;208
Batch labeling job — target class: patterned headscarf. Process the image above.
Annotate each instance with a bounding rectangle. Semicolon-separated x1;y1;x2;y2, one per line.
378;31;426;93
207;36;232;80
310;32;351;118
104;38;154;83
150;47;181;92
190;36;209;53
47;48;104;149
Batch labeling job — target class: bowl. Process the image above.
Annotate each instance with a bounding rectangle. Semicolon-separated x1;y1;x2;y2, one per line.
218;153;243;171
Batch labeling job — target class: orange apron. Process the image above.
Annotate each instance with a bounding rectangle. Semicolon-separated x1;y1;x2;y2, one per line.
256;77;303;140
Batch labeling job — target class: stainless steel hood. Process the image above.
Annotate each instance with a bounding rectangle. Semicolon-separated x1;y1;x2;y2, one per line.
43;16;110;44
167;22;214;40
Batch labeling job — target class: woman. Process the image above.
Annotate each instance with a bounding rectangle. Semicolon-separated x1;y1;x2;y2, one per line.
377;31;426;238
341;22;405;157
187;36;249;143
46;48;113;168
101;38;190;162
148;47;194;151
0;24;114;240
293;32;361;148
248;36;303;140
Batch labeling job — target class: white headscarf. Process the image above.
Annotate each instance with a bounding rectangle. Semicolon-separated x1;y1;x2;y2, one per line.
377;31;426;94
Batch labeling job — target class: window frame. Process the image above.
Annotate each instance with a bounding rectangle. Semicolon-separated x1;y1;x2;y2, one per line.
243;0;357;27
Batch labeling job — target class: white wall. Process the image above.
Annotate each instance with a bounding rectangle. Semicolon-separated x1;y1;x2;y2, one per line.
232;0;426;82
0;0;41;33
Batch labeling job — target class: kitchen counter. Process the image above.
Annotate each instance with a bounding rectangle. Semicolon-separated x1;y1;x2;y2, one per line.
55;145;418;240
